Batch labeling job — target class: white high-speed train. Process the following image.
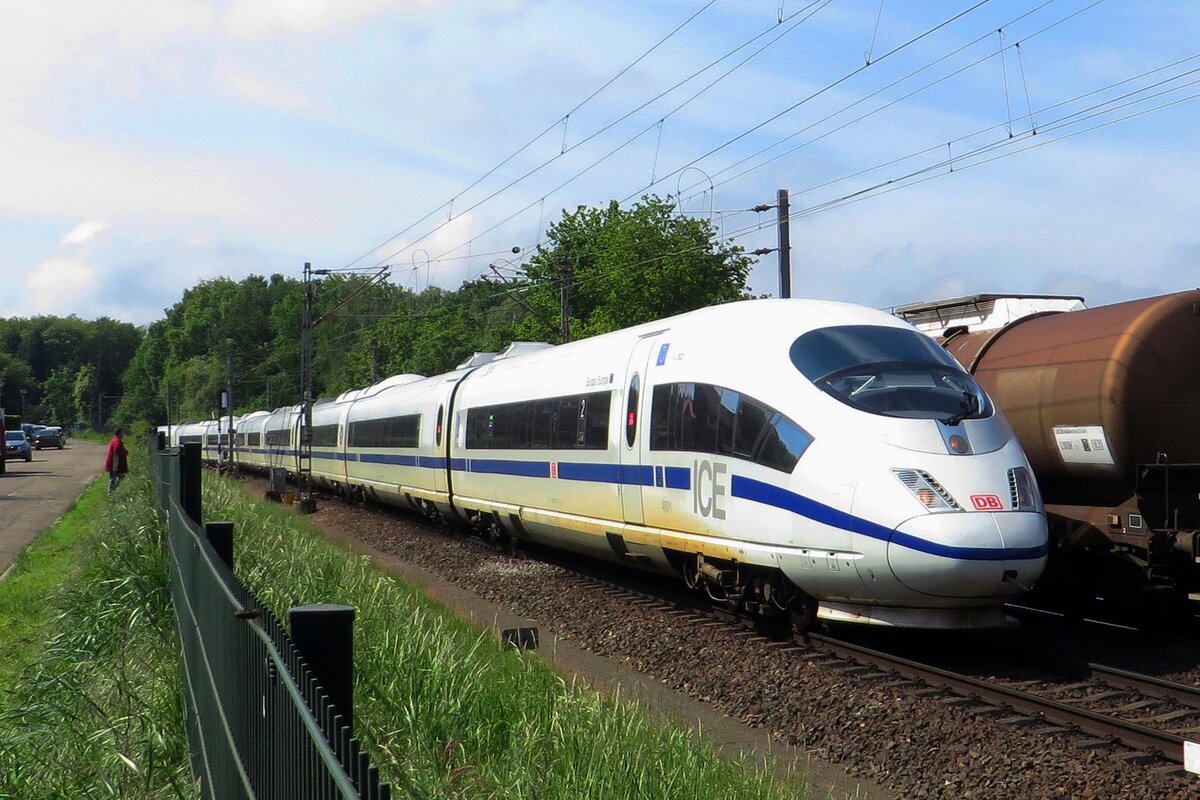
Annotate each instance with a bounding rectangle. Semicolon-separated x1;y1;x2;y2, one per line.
170;298;1048;629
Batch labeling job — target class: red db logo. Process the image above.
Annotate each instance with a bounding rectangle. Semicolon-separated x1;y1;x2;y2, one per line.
970;494;1003;510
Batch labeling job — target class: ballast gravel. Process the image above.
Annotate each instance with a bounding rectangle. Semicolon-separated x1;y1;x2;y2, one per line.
269;485;1199;800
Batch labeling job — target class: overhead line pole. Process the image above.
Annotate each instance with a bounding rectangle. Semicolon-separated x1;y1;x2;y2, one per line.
559;259;571;344
225;340;235;474
752;187;793;298
777;188;792;299
298;262;316;514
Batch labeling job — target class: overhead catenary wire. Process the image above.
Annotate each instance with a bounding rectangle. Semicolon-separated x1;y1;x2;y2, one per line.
712;67;1200;232
779;86;1200;224
336;0;722;273
677;0;1088;202
621;0;997;204
380;0;835;269
323;0;1184;335
310;67;1194;359
319;52;1200;351
421;0;1001;268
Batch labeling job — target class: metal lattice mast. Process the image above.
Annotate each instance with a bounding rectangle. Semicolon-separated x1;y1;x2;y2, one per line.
298;262;316;513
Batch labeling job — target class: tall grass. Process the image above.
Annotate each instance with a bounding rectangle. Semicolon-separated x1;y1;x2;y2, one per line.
0;462;195;799
204;476;808;800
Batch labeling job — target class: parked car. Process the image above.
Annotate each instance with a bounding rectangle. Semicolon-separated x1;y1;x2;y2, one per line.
34;426;64;450
4;430;33;462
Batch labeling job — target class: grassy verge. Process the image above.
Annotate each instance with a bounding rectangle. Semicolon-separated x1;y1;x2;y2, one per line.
0;483;101;695
0;455;194;799
204;475;810;800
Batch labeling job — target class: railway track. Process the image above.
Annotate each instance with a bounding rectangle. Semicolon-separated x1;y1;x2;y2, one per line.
528;545;1200;775
238;472;1200;791
811;631;1200;772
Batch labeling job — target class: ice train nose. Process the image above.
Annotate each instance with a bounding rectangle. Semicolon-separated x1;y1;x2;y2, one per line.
887;512;1047;598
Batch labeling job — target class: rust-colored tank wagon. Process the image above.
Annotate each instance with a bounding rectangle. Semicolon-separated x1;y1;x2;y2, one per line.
939;290;1200;607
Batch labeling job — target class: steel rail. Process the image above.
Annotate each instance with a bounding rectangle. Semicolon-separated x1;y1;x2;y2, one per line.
230;469;1199;771
806;632;1190;764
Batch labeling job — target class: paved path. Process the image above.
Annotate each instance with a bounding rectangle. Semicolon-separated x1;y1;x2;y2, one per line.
0;440;103;577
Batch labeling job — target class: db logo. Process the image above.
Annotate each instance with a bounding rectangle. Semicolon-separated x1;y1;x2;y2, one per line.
970;494;1003;511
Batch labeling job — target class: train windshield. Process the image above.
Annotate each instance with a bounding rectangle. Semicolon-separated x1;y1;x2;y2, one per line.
790;325;992;422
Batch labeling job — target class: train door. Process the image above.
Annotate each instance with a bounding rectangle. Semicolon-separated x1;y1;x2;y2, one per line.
432;400;448;497
620;332;662;524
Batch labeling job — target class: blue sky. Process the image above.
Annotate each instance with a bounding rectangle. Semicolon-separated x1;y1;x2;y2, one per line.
2;0;1197;325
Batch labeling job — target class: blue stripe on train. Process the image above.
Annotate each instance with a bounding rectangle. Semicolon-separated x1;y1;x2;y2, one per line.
730;475;1046;561
293;450;1041;562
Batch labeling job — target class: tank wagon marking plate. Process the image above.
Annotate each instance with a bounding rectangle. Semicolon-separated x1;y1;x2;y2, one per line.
1051;425;1115;466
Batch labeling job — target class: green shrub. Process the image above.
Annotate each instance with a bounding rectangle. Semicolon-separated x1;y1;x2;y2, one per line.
0;465;195;799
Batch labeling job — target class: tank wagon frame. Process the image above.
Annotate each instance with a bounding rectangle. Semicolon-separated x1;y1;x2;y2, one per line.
926;290;1200;612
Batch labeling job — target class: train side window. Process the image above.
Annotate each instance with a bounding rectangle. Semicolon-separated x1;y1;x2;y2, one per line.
625;374;640;448
532;399;555;448
756;414;813;473
584;392;611;449
716;389;738;455
349;415;420;448
467;391;610;450
310;424;338;448
436;405;444;447
690;384;722;453
554;397;581;449
492;406;513;449
650;384;672;449
576;398;587;447
669;382;700;450
733;397;772;458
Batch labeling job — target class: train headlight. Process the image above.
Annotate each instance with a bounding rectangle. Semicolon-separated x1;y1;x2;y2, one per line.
1008;467;1041;511
892;469;961;512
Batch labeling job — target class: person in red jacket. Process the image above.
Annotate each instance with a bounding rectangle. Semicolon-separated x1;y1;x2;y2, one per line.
104;427;129;494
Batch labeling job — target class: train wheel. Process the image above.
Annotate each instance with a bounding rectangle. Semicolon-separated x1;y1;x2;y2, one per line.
788;592;819;633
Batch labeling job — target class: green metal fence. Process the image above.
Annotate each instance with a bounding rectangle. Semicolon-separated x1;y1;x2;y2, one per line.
152;438;390;800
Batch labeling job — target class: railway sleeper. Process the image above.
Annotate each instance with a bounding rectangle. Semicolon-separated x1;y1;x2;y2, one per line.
1111;749;1162;765
1145;709;1200;724
996;715;1045;728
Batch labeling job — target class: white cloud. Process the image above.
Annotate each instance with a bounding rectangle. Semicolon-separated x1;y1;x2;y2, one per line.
0;2;215;102
220;71;316;112
62;221;109;246
222;0;446;39
24;256;100;312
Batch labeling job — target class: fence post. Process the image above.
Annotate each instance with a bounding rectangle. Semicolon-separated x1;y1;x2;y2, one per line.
290;604;355;730
155;430;166;453
204;521;234;570
180;442;202;526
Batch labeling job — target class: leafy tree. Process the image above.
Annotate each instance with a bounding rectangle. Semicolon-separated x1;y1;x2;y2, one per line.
72;364;96;428
0;353;34;417
518;195;753;341
0;315;141;421
40;366;77;426
110;197;757;424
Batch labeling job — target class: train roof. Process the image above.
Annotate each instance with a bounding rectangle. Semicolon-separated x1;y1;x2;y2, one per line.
891;293;1086;335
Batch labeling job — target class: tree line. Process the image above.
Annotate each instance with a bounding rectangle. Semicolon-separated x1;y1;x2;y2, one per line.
3;197;755;429
0;315;141;429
